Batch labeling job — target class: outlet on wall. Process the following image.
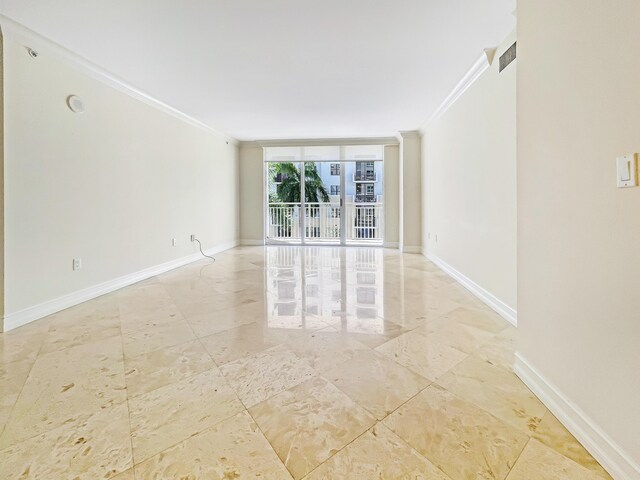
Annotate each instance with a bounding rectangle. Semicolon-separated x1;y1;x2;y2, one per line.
172;238;178;247
73;258;82;271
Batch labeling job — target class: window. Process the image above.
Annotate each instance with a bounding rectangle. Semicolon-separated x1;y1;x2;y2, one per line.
357;287;376;305
355;161;376;181
366;184;374;195
330;163;340;175
330;185;340;195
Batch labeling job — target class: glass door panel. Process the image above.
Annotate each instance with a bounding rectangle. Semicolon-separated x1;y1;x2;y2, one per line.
343;160;384;245
303;161;341;244
266;162;302;244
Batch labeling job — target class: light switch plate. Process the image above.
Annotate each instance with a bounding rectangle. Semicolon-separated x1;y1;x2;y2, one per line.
616;154;638;188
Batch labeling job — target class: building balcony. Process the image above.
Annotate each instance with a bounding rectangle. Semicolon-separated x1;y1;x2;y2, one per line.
354;194;375;203
353;172;377;182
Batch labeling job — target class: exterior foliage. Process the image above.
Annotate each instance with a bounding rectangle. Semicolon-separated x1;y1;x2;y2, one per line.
269;163;330;203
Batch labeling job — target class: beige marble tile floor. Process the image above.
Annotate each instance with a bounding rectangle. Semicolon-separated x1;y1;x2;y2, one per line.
0;246;613;479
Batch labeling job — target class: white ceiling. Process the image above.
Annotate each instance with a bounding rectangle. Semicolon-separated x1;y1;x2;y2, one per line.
0;0;516;141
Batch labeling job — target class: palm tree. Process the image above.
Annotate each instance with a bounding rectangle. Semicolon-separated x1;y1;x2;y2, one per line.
268;162;330;238
271;162;330;203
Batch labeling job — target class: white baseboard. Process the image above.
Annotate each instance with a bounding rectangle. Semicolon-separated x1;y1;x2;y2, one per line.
402;245;422;254
3;240;238;332
240;239;265;246
424;251;517;326
514;353;640;480
383;242;399;249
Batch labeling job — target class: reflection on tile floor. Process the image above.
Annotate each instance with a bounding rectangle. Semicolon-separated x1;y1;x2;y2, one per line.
0;246;613;479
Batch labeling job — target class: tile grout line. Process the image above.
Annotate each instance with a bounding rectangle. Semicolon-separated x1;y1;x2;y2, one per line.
0;333;47;444
300;371;440;479
124;275;254;467
130;263;292;470
129;254;285;469
299;421;375;479
130;409;246;468
117;295;138;479
244;406;295;479
504;436;533;480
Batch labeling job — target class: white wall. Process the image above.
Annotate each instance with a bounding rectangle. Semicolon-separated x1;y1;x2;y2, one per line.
421;31;517;315
517;1;640;478
239;144;265;244
3;35;239;330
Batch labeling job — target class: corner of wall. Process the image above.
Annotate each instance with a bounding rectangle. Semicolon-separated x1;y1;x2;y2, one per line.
398;131;422;251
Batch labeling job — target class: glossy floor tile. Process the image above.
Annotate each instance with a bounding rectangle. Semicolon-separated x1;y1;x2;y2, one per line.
375;329;467;381
304;423;452;479
324;349;430;420
436;355;547;434
249;376;376;479
533;412;613;479
383;384;529;480
220;344;316;408
0;246;612;479
135;411;292;479
0;403;132;480
506;439;609;480
128;368;243;462
123;339;215;398
0;336;127;447
0;359;33;436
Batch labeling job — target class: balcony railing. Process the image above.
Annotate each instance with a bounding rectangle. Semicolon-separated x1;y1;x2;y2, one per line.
268;203;301;240
353;171;377;182
346;203;383;241
268;202;383;243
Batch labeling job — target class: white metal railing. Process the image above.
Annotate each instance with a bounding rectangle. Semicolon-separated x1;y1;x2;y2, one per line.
345;203;383;242
353;171;377;182
304;203;341;241
268;203;300;240
267;202;383;243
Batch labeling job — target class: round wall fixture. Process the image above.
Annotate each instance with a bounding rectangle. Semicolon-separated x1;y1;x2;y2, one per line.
27;47;38;58
66;95;85;113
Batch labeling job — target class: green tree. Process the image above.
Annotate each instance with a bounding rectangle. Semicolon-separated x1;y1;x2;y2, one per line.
270;162;330;203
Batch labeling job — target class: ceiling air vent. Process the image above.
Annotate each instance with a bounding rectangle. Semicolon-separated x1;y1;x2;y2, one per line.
499;42;517;72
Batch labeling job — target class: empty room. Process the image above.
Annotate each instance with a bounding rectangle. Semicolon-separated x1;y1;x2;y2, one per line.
0;1;638;479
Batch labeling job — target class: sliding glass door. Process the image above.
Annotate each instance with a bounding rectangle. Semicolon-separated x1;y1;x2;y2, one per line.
266;162;302;243
303;161;342;243
343;160;384;244
265;145;384;246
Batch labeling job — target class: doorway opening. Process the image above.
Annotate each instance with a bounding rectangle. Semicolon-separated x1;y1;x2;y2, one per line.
265;145;384;246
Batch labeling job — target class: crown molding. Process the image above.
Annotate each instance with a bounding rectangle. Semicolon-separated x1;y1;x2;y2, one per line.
398;130;421;139
0;15;238;145
239;136;400;148
238;140;263;149
419;51;491;132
